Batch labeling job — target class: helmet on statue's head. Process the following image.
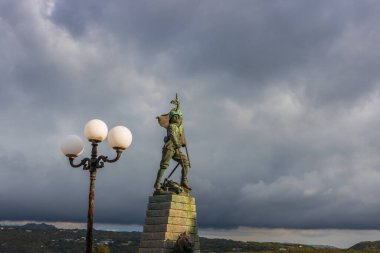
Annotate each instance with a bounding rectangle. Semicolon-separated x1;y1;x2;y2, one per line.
169;110;182;119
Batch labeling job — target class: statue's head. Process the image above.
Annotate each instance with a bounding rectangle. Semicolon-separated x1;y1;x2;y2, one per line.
169;111;181;124
169;109;182;118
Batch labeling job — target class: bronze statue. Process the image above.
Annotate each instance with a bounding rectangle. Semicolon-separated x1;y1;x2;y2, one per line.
154;94;191;193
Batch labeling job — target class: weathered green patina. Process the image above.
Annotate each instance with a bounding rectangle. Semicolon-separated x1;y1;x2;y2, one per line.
154;94;191;193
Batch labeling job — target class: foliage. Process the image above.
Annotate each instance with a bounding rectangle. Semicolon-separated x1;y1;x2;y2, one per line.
95;245;111;253
0;225;139;253
1;224;380;253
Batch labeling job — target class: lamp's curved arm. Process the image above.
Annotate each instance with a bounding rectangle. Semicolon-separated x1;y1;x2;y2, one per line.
97;149;123;167
69;157;90;170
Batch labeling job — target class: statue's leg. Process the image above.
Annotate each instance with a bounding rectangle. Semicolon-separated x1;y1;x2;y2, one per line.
174;151;191;189
154;148;174;189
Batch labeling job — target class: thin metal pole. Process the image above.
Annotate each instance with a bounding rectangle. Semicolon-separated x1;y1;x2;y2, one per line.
66;140;124;253
86;141;98;253
86;170;96;253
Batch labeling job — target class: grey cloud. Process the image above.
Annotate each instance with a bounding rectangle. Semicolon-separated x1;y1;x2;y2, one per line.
2;0;380;230
91;1;376;105
49;0;366;95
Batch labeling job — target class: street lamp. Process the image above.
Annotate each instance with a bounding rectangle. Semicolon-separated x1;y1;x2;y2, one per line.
60;119;132;253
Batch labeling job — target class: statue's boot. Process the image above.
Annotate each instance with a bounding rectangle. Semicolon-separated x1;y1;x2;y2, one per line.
154;168;165;189
181;181;192;191
181;165;192;191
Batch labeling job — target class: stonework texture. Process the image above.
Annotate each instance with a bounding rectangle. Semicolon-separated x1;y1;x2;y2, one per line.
139;194;201;253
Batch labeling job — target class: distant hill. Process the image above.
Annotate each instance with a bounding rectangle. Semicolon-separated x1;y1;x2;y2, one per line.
2;224;374;253
199;237;316;252
350;241;380;250
311;245;338;249
0;224;323;253
20;222;57;231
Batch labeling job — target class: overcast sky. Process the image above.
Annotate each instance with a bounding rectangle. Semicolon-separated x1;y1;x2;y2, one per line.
1;0;380;234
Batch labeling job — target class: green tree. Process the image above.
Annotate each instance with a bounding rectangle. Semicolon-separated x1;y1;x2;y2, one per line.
95;245;111;253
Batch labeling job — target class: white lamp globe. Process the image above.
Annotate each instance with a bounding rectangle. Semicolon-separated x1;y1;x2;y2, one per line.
61;135;84;157
84;119;108;142
108;126;132;150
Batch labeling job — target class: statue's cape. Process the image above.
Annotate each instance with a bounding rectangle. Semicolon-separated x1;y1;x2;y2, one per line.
157;114;170;128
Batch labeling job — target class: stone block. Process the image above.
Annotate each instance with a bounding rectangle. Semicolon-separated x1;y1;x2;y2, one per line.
140;240;175;249
167;216;197;226
146;209;170;217
141;232;174;241
144;216;197;226
143;224;197;234
149;195;196;205
146;209;197;219
141;232;199;242
139;194;200;253
148;202;196;211
144;217;168;225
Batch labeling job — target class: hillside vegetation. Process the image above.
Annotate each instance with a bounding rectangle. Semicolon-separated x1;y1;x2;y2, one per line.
349;241;380;251
0;223;379;253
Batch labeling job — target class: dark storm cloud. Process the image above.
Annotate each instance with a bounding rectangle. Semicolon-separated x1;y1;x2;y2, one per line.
49;0;380;103
1;0;380;230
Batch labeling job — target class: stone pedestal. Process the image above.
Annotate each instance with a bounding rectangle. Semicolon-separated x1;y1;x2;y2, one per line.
139;194;200;253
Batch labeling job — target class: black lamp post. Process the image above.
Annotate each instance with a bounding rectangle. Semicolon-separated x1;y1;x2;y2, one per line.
61;119;132;253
